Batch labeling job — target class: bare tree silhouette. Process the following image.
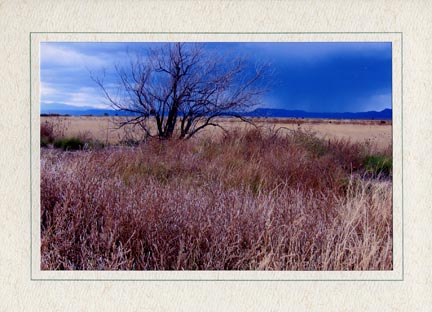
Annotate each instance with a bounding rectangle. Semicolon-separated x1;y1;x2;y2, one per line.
93;42;269;140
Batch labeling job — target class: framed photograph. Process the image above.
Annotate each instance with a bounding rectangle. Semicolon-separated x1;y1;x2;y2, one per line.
33;33;402;282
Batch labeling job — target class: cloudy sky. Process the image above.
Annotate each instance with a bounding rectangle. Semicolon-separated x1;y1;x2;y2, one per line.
40;42;392;113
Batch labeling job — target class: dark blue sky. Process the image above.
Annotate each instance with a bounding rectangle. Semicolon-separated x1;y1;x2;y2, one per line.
40;42;392;113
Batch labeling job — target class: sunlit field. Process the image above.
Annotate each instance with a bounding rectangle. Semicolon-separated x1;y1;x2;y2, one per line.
41;116;392;149
40;117;392;270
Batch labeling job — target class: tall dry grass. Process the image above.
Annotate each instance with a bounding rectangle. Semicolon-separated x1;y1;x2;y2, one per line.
41;128;392;270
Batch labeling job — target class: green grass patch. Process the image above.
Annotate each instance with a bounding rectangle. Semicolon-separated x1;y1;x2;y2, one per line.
364;155;392;176
53;137;85;151
293;131;328;157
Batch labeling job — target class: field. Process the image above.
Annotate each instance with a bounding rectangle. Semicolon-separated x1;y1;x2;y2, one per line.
41;116;392;149
40;116;392;270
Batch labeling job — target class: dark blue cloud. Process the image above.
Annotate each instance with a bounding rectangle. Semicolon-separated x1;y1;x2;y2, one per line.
40;42;392;112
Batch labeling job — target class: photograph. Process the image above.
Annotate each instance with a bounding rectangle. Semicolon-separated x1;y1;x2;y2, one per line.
39;41;393;271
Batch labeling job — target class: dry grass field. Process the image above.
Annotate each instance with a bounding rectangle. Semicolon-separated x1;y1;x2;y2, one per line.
40;116;392;270
41;116;392;150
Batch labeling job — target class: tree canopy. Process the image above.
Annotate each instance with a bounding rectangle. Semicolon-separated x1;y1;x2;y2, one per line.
93;42;269;139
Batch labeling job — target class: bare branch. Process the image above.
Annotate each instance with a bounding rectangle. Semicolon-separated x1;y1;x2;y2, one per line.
92;42;270;140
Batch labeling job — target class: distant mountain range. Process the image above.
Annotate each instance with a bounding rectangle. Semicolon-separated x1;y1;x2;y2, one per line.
243;108;392;120
40;104;134;117
41;103;392;120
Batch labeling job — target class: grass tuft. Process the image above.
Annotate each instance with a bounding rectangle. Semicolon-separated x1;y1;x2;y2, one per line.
364;155;392;177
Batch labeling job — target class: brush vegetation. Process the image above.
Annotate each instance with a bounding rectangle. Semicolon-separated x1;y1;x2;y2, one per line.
41;127;392;270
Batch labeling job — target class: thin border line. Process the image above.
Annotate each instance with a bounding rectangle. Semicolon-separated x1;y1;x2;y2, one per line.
30;278;400;282
401;32;404;280
31;31;403;281
30;32;33;280
31;31;402;34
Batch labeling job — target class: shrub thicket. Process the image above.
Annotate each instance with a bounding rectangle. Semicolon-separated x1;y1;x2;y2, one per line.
40;121;55;146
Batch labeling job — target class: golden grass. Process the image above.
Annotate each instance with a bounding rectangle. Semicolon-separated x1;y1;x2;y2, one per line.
41;116;392;150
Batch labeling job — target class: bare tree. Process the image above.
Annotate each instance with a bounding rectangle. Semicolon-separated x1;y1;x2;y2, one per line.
93;42;269;140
